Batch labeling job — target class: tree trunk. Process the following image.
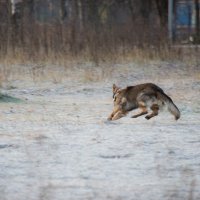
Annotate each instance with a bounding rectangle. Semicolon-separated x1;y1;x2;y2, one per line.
140;0;152;19
195;0;200;37
60;0;67;21
155;0;168;26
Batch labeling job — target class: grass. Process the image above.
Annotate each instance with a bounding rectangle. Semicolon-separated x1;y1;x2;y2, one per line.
0;43;199;86
0;93;22;103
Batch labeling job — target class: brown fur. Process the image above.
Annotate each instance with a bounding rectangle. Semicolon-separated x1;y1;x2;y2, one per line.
108;83;180;121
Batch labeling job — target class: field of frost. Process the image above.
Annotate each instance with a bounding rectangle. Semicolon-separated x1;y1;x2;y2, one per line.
0;61;200;200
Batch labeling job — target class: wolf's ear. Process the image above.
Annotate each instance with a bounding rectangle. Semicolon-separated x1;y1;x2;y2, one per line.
113;84;120;94
113;84;117;91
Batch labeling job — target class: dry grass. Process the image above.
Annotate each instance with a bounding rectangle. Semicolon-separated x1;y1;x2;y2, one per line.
0;44;199;87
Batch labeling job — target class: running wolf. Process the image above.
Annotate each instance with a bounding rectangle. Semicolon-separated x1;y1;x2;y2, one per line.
108;83;180;121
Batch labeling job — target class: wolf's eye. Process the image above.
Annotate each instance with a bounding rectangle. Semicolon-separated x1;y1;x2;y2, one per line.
113;92;119;102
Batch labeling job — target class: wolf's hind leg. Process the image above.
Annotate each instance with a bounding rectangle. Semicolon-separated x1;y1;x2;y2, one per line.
132;102;148;118
145;104;159;120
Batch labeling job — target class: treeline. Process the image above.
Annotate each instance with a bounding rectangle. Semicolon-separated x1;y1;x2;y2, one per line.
0;0;168;60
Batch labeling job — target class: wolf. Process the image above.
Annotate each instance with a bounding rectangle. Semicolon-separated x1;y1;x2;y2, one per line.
108;83;180;121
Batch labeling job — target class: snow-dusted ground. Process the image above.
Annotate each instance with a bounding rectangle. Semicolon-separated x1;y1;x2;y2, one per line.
0;61;200;200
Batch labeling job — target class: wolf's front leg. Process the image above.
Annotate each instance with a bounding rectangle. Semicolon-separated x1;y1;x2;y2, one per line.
107;104;121;120
108;97;127;121
112;110;126;120
107;109;123;121
107;111;115;121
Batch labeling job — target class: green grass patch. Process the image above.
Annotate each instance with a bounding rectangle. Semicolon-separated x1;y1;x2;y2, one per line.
0;94;22;103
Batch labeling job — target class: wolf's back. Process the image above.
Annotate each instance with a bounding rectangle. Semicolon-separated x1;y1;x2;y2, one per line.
157;91;180;120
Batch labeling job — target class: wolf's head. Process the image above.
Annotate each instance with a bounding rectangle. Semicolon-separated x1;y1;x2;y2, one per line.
112;84;120;99
108;84;128;121
112;84;127;106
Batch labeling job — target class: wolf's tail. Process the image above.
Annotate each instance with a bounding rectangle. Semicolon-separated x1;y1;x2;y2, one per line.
157;91;180;120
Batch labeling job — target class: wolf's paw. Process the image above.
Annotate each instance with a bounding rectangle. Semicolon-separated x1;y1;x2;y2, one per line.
145;115;151;120
175;116;180;120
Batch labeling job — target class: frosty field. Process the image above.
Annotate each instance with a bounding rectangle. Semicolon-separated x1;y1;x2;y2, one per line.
0;61;200;200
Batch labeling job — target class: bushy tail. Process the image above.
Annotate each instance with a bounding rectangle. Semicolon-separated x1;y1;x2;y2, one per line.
157;92;180;120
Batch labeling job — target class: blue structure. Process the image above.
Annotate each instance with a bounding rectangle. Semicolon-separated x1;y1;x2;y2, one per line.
169;0;200;43
176;1;193;26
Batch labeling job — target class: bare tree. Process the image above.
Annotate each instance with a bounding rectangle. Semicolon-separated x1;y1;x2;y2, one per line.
60;0;67;21
154;0;168;26
0;0;12;53
195;0;200;39
24;0;34;20
140;0;152;20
